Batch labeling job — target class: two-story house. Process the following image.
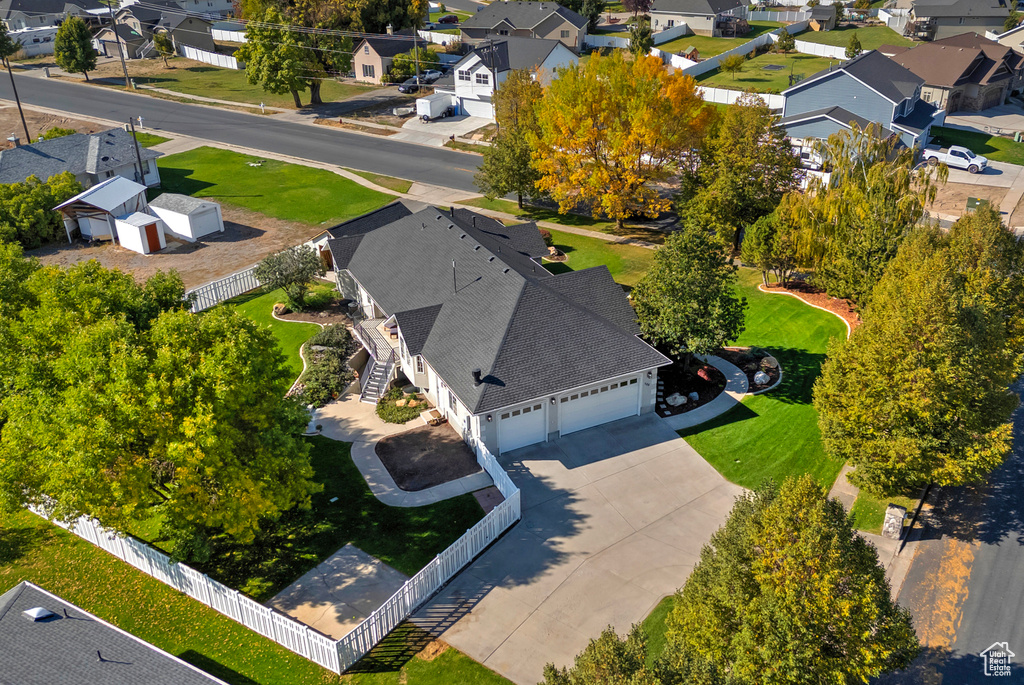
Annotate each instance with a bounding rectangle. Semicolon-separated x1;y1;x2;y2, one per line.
778;50;945;153
459;1;588;51
96;0;215;57
902;0;1010;41
119;0;234;19
352;33;420;84
433;36;577;119
649;0;747;37
0;0;101;31
882;32;1024;112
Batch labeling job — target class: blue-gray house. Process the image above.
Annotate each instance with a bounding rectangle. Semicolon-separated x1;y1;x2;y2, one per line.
778;50;946;153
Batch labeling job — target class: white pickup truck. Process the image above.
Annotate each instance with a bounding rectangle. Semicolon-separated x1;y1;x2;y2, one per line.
922;145;989;174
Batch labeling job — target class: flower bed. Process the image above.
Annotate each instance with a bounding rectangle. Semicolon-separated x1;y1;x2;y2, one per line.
376;387;428;424
656;359;726;417
719;346;781;391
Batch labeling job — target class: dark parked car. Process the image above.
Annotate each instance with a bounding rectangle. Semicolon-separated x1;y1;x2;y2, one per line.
437;14;459;23
397;76;422;93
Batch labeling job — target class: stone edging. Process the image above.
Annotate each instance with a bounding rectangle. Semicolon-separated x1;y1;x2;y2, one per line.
757;283;853;339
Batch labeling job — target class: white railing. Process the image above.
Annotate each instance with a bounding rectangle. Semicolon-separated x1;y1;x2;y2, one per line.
698;86;784;109
792;39;849;59
180;43;241;70
212;27;247;43
652;23;690;45
747;9;810;21
585;33;630;49
185;265;260;313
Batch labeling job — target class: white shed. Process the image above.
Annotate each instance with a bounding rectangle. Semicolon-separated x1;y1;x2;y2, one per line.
148;193;224;242
114;212;167;255
53;176;150;242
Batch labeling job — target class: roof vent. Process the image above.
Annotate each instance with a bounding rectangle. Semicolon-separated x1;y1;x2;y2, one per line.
472;369;483;386
23;607;56;622
101;155;110;161
448;224;454;229
474;245;481;250
460;233;467;239
503;268;510;273
437;215;443;220
488;256;495;261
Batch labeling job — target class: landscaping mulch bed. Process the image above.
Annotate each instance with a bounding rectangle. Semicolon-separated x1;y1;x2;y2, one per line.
276;302;352;326
718;347;781;392
375;423;482;492
761;280;860;333
655;359;727;418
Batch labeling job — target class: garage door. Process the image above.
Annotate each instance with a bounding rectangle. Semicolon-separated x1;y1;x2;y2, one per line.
461;97;493;119
191;207;222;238
559;377;640;436
498;402;547;453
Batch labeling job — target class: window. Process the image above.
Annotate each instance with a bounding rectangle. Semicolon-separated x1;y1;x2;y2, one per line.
458;69;471;81
522;406;531;414
498;29;509;35
362;64;375;78
560;29;570;38
560;397;568;403
501;413;510;419
629;378;638;385
534;404;542;411
364;44;370;54
416;357;424;374
958;16;965;24
512;409;520;416
475;72;489;85
449;391;457;411
666;19;675;27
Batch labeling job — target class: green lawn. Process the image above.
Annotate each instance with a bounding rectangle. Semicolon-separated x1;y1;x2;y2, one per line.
642;595;677;665
157;147;394;227
429;9;472;22
697;51;836;92
930;126;1024;165
135;132;169;147
459;196;666;244
793;25;914;50
656;21;784;58
225;286;322;379
544;228;655;287
678;268;847;490
850;491;918;535
348;168;414;194
135;58;374;109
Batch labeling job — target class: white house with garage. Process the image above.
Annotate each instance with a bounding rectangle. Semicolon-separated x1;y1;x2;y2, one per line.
148;193;224;242
432;36;577;120
325;202;669;455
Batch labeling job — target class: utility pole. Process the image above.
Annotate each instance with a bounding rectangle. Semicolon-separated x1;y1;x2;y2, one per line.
127;116;146;185
3;57;30;142
106;1;132;89
413;29;421;86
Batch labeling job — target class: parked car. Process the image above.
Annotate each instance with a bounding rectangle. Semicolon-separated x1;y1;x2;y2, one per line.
398;77;422;93
437;14;459;23
421;69;444;83
922;145;988;174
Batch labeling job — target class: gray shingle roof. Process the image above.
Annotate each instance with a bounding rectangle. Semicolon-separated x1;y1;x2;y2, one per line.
650;0;744;16
828;50;923;103
912;0;1010;18
326;201;414;238
778;105;898;141
332;205;668;413
468;36;563;73
892;100;939;134
0;0;101;17
460;1;588;31
0;128;160;185
0;582;226;685
148;193;216;214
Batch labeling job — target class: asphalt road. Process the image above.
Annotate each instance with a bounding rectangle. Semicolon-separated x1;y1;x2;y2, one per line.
0;73;482;191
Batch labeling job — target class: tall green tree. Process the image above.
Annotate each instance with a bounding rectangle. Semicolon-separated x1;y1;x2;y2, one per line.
631;221;746;365
389;46;439;82
629;15;654;57
152;31;175;68
740;212;797;287
54;16;97;82
814;215;1022;493
668;476;919;684
778;123;944;306
254;245;325;309
475;69;543;208
236;7;310;107
582;0;607;32
833;1;845;23
845;31;862;59
290;0;354;104
774;27;795;53
719;53;745;80
0;172;83;248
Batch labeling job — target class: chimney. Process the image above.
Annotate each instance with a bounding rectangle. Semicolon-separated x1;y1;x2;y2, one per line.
386;23;394;35
472;369;483;386
7;134;19;147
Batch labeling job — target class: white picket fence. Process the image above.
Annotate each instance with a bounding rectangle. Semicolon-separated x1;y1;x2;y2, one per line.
186;265;261;313
180;43;241;70
27;402;522;675
212;27;247;43
748;9;810;21
792;39;849;59
698;86;785;109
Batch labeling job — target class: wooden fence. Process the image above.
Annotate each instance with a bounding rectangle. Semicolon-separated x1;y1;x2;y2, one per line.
185;265;261;313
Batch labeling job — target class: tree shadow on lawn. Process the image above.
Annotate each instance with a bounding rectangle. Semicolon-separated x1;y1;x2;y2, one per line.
0;524;49;566
178;650;260;685
759;347;827;405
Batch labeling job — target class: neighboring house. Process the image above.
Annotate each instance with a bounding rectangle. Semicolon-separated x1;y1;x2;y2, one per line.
95;23;148;59
0;127;162;187
650;0;747;37
326;203;670;456
779;50;945;151
433;36;578;119
459;1;588;51
903;0;1010;41
97;1;216;57
352;33;420;84
54;174;151;243
119;0;234;19
808;4;838;31
882;32;1024;111
0;0;101;31
0;581;226;684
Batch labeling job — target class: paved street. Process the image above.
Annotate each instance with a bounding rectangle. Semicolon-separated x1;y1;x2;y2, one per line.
0;73;481;191
412;414;742;685
881;380;1024;684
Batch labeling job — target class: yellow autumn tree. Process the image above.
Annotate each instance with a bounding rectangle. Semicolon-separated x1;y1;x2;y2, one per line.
531;52;712;229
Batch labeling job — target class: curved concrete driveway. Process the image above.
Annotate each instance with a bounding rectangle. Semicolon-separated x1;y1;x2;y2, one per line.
413;414;742;685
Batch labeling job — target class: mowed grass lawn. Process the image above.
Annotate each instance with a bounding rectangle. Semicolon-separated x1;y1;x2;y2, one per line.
793;25;914;50
657;21;784;57
225;286;323;379
158;147;394;227
544;228;655;287
697;51;836;92
135;58;375;109
930;126;1024;165
678;268;847;489
135;132;169;147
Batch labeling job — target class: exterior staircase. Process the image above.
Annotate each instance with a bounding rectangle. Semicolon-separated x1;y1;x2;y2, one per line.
360;356;392;403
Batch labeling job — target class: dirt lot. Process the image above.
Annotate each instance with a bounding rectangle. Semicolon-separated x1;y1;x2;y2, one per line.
27;205;325;289
930;181;1008;218
375;423;482;491
0;105;106;147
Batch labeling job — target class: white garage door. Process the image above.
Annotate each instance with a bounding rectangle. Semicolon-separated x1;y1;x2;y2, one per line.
461;97;493;119
559;377;640;436
190;207;222;238
498;401;547;454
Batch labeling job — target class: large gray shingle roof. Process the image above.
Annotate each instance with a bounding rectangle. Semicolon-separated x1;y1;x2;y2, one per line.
333;205;668;413
0;128;160;184
650;0;744;16
792;50;922;104
461;1;588;31
468;36;564;73
0;582;226;685
149;193;216;214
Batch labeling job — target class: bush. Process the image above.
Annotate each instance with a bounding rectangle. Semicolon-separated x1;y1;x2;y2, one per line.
303;287;337;311
300;347;353;407
309;324;351;349
0;172;83;247
539;228;554;247
42;127;77;140
376;387;424;424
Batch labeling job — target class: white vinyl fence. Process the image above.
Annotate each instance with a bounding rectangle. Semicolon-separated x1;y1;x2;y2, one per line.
212;27;247;43
649;46;698;70
28;400;522;675
652;22;690;45
792;39;848;59
418;29;461;45
748;9;810;21
698;86;784;109
585;32;631;49
186;265;261;312
180;43;241;70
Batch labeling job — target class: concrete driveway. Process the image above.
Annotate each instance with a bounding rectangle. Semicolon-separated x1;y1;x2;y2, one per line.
412;414;742;685
392;114;491;146
939;160;1024;188
943;104;1024;136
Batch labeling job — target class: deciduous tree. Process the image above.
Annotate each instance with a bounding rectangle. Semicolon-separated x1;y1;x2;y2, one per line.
532;52;712;229
289;0;354;104
632;221;746;364
0;172;82;247
719;52;745;79
668;476;919;684
54;16;96;82
623;0;653;17
389;46;439;82
774;27;795;53
740;212;796;287
254;245;326;309
153;31;175;68
236;7;309;107
475;69;543;208
833;1;845;23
